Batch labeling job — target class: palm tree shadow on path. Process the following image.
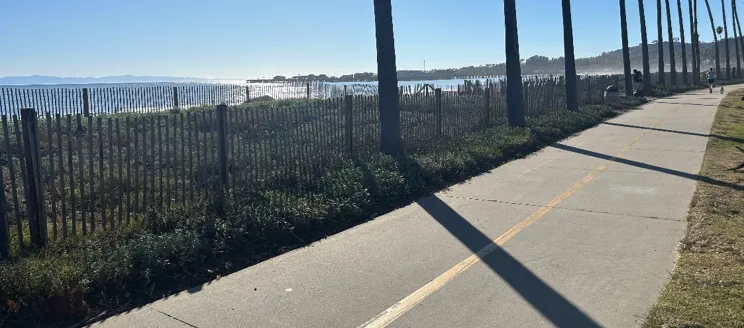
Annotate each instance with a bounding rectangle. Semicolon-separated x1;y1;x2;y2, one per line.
416;196;603;327
359;155;603;327
602;121;744;143
550;143;744;191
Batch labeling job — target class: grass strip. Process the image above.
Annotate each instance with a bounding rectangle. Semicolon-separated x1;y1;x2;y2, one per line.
643;89;744;328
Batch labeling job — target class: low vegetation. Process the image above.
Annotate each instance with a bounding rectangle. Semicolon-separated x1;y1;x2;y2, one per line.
643;89;744;328
0;95;645;327
0;83;575;252
0;79;736;327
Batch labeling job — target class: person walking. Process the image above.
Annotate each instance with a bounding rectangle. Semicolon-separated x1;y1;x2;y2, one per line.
632;69;644;96
707;68;717;93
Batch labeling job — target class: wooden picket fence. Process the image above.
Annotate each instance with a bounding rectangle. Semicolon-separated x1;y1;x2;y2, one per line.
0;73;645;258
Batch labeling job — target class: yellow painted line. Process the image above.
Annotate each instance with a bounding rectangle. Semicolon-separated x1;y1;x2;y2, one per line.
357;109;678;328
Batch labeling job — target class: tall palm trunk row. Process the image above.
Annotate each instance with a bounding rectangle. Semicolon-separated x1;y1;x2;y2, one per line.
637;0;744;86
372;0;743;150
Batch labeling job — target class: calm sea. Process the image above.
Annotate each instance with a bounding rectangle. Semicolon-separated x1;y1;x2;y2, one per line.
0;78;498;115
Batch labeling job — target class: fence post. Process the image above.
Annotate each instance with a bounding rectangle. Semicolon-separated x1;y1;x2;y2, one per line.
345;95;353;155
82;88;90;116
306;83;311;99
245;86;251;103
172;87;179;109
216;104;229;190
522;81;529;114
0;163;9;259
435;88;442;135
20;108;47;247
484;87;491;126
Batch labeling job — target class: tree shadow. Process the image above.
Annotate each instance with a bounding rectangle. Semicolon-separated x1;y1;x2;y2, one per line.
550;143;744;192
416;196;602;327
602;121;744;143
383;154;601;327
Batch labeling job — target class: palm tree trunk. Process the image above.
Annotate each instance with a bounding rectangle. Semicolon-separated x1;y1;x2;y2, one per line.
373;0;402;154
734;2;744;78
722;0;731;79
704;0;721;78
504;0;525;127
562;0;578;111
732;0;741;78
621;0;633;95
677;0;688;84
665;0;678;84
695;0;702;80
639;0;653;91
657;0;666;84
689;0;699;84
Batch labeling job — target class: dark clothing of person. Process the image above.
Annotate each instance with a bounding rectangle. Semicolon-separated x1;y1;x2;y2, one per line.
633;71;643;83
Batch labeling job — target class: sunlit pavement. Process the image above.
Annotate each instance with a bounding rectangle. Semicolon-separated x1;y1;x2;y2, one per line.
89;87;738;328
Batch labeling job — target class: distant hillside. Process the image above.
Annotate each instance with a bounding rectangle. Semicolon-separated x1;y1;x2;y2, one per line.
6;38;743;85
280;37;744;82
576;38;740;73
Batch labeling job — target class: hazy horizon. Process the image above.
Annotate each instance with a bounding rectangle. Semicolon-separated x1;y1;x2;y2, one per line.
1;0;734;80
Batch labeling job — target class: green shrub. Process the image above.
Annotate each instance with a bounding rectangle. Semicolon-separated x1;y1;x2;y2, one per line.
0;97;645;326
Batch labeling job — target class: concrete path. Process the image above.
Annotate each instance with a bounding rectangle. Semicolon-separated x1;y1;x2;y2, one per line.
89;87;736;328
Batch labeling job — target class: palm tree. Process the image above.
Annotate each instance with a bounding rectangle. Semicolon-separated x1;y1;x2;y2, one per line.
722;0;731;79
695;0;702;80
373;0;402;154
689;0;699;84
732;0;740;77
704;0;721;77
665;0;678;84
677;0;688;84
562;0;578;111
657;0;666;84
639;0;652;91
734;1;744;76
504;0;525;127
621;0;633;95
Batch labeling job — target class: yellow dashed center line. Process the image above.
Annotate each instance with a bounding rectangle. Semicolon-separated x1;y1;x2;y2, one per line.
357;108;678;328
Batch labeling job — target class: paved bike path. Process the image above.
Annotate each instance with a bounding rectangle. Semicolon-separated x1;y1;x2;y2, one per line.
90;87;733;328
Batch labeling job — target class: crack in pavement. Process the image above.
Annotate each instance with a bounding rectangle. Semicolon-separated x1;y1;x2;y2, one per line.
155;309;201;328
438;194;684;223
627;148;706;153
541;165;696;175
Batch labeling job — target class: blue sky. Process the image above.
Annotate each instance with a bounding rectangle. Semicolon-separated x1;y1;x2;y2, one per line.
0;0;735;79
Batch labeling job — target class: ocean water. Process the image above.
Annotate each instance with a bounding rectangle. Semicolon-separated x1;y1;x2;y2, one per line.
0;78;503;115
